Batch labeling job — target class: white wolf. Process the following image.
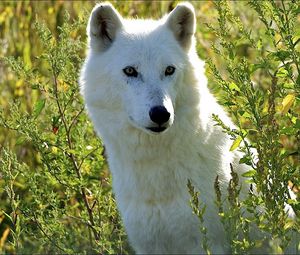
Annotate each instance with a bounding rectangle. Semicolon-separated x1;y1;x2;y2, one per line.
80;2;296;254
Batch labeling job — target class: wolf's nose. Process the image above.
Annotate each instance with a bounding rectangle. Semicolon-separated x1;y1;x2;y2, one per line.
149;106;170;125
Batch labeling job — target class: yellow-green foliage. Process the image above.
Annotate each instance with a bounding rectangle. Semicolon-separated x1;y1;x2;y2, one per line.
0;1;299;254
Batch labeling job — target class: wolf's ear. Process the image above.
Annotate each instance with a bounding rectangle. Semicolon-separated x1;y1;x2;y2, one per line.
88;3;123;51
166;2;196;50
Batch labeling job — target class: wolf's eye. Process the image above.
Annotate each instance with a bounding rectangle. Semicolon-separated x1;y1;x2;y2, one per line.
165;66;176;76
123;66;138;77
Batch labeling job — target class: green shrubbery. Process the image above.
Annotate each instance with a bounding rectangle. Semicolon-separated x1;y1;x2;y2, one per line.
191;0;300;253
1;10;128;254
0;1;299;254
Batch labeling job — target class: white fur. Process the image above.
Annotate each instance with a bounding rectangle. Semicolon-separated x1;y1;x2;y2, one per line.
79;3;296;254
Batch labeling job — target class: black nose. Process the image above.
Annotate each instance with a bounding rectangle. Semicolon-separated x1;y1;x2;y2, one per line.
149;106;170;125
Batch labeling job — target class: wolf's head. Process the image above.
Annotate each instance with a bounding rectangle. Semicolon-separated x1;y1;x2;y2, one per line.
80;2;197;136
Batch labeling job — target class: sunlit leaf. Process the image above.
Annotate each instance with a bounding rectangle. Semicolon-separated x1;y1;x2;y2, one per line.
0;227;10;249
229;82;241;92
242;170;256;178
281;94;295;115
229;136;242;151
276;67;289;78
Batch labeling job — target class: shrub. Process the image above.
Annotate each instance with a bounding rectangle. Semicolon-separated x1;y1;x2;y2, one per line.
190;0;300;253
0;11;128;254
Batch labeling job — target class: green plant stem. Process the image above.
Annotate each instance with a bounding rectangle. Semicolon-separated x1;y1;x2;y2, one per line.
51;67;99;241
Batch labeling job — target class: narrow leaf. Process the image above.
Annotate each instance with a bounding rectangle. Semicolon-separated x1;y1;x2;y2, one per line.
242;169;256;178
229;82;241;92
294;119;300;129
33;99;46;118
296;74;300;86
281;94;295;115
230;136;242;151
276;67;289;78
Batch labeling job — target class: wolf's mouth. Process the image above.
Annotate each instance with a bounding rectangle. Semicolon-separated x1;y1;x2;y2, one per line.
146;126;167;133
128;116;169;134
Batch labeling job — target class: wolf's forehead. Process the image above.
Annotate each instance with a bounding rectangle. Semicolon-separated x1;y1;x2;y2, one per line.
116;27;179;59
108;19;185;67
123;19;163;34
120;18;175;45
115;36;179;67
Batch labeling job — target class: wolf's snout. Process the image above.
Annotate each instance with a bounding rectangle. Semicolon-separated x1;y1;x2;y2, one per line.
149;106;170;125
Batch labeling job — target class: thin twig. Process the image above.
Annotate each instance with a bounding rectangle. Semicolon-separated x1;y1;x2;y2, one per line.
78;146;101;171
32;212;66;252
67;106;85;135
51;63;99;241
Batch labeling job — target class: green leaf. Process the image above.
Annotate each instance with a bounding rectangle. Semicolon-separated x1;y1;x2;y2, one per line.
257;39;262;50
228;82;241;92
239;111;252;120
242;169;256;178
250;63;267;73
293;37;300;47
239;155;252;165
273;50;290;62
296;74;300;86
281;94;295;114
284;220;294;230
16;136;26;145
294;119;300;129
66;149;77;155
276;67;289;78
245;179;255;184
31;83;39;90
292;6;300;15
287;199;298;205
229;136;242;151
33;99;46;118
283;82;294;89
280;127;294;135
223;101;236;107
2;211;13;223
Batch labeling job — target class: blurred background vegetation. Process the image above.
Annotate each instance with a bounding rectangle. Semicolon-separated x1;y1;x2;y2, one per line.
0;1;299;254
0;1;283;165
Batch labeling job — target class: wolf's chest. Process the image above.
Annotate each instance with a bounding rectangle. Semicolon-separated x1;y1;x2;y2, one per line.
122;197;202;252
